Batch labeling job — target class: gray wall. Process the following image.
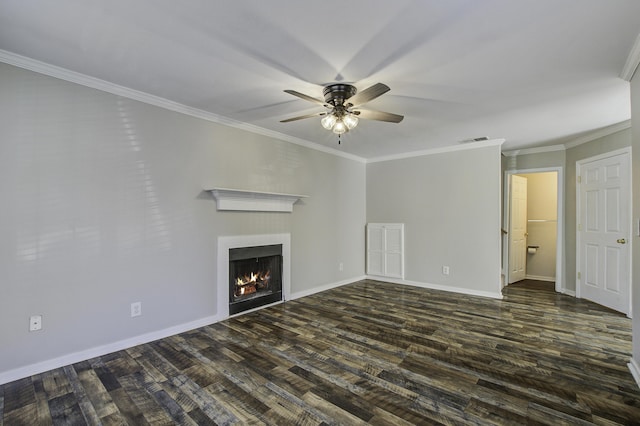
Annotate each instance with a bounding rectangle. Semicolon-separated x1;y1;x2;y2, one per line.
366;145;503;296
506;150;565;171
631;70;640;369
0;63;366;377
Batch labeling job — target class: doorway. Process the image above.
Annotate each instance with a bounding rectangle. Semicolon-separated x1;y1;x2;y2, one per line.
504;168;564;292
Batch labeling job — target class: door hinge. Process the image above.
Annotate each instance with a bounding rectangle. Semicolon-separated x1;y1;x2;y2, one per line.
577;272;581;280
577;175;581;184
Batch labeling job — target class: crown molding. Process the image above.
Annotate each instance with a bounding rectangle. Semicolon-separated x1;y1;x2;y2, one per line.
367;138;505;163
620;32;640;81
502;144;565;157
502;120;631;157
563;120;631;149
0;50;366;164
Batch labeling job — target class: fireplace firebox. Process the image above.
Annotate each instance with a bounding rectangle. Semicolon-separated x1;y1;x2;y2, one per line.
229;244;283;315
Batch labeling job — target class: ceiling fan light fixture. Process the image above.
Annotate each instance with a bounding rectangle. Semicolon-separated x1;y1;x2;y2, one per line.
332;120;348;134
343;114;358;130
321;114;337;130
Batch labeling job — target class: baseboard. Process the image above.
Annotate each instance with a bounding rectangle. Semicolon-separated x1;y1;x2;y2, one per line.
366;276;503;300
525;274;556;282
561;289;576;297
1;276;367;386
289;276;366;300
0;314;221;386
629;358;640;390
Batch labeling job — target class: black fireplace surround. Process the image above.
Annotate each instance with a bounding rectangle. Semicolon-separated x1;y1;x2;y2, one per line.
229;244;283;315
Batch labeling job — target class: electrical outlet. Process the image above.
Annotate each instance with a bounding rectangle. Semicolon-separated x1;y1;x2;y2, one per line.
339;262;344;271
29;315;42;331
442;265;450;275
131;302;142;318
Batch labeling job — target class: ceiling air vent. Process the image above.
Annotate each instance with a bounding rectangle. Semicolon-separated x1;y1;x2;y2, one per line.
459;136;489;143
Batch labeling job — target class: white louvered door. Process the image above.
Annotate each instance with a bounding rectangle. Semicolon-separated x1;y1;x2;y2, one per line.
367;223;404;279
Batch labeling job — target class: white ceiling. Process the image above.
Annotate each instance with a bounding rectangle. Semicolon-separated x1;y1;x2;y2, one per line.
1;0;639;159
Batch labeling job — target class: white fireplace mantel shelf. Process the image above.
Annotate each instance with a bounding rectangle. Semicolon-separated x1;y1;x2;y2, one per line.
206;188;308;212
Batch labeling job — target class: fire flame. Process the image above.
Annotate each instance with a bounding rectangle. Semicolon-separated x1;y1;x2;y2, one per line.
236;270;271;286
235;269;271;297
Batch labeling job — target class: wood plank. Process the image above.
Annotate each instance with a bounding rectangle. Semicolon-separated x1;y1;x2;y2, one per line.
47;392;86;425
63;364;102;424
2;279;640;424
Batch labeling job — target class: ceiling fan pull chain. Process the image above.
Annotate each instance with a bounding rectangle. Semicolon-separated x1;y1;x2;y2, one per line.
338;134;341;145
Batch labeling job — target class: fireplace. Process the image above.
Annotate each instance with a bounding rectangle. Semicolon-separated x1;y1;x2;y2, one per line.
217;234;290;319
229;244;283;315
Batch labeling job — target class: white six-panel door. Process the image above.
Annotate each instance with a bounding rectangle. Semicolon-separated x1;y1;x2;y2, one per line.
508;175;528;283
577;149;631;315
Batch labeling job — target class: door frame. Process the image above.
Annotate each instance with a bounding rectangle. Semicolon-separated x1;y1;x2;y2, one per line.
575;147;632;316
503;167;564;293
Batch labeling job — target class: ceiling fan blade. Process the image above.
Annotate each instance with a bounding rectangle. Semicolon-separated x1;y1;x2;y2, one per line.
354;109;404;123
347;83;390;107
283;89;326;106
280;111;325;123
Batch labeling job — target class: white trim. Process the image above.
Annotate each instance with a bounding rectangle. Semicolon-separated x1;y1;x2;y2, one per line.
367;138;505;163
575;147;633;316
289;276;365;300
504;167;565;294
0;49;366;164
575;146;633;165
367;276;503;300
502;144;565;157
502;121;631;157
562;289;576;297
206;188;308;212
525;275;556;282
217;234;291;320
620;33;640;81
0;314;220;386
629;358;640;390
563;121;632;149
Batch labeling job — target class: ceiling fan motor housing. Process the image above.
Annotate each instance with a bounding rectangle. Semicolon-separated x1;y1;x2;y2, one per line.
323;84;357;106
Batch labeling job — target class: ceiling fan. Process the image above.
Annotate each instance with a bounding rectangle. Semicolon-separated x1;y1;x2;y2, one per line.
280;83;404;139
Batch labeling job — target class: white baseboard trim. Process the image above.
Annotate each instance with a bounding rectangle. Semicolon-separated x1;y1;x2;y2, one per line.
366;276;503;300
525;274;556;282
561;289;576;297
0;276;367;386
289;276;366;300
629;358;640;390
0;314;221;386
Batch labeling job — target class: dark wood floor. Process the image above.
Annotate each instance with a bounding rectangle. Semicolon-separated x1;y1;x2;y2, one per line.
2;279;640;425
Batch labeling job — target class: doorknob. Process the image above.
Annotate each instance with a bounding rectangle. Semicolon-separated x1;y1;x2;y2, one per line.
617;238;626;244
